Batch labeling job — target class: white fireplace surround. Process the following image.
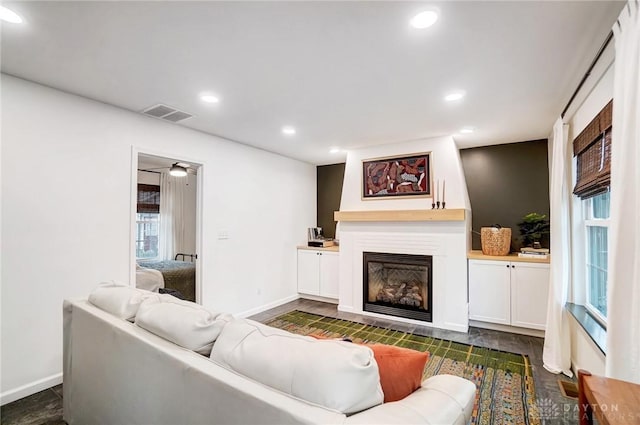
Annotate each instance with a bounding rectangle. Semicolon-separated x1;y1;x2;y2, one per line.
336;135;471;333
338;221;470;333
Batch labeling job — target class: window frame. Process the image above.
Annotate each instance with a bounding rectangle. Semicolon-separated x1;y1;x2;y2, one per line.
582;194;609;326
135;212;160;260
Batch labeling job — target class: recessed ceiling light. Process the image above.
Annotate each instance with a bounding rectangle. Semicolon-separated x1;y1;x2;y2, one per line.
282;126;296;135
410;10;438;29
329;147;341;154
0;6;23;24
460;127;475;134
444;91;466;102
200;94;220;104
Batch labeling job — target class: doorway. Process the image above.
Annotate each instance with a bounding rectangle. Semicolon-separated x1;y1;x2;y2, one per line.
131;151;202;303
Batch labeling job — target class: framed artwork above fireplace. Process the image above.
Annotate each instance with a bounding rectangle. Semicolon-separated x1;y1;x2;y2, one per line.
362;152;431;199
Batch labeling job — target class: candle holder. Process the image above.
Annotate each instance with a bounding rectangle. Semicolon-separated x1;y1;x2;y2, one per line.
436;201;440;209
442;202;446;209
432;202;436;209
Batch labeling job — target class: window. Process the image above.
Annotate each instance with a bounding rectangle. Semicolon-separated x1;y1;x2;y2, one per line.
573;100;612;325
583;192;609;322
136;184;160;259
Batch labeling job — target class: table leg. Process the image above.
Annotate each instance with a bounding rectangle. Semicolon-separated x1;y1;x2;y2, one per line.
578;369;593;425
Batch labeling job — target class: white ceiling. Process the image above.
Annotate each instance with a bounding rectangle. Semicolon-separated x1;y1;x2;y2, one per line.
1;1;624;165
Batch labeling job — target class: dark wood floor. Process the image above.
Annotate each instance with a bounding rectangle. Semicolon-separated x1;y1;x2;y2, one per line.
1;298;578;424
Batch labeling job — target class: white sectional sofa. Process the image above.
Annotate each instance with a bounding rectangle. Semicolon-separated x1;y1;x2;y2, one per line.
63;287;476;425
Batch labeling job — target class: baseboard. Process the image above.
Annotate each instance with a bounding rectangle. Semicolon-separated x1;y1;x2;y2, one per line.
469;320;546;338
235;294;300;318
1;372;63;406
337;304;354;313
298;294;338;304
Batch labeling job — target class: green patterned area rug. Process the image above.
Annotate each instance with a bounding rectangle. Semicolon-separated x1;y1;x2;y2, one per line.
266;310;540;425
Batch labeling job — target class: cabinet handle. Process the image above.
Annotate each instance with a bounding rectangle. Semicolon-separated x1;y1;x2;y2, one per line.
506;264;510;268
512;265;515;268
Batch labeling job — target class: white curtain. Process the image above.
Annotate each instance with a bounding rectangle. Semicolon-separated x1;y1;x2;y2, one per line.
159;172;186;261
542;118;573;377
606;0;640;384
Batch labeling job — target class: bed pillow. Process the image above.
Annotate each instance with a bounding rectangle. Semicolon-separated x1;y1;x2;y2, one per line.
135;295;232;356
211;318;384;414
88;281;153;320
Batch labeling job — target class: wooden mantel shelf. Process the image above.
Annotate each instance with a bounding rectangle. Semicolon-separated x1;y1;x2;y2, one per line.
334;209;466;222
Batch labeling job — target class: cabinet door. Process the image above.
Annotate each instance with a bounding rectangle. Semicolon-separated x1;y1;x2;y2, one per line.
319;252;339;299
297;250;320;295
468;260;511;325
510;262;550;330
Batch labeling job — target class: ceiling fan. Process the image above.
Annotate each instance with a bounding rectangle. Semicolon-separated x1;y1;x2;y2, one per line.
138;162;193;177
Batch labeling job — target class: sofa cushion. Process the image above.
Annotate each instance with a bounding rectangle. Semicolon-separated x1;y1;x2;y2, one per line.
135;295;232;355
367;344;429;402
211;319;384;414
344;374;476;425
310;335;429;402
88;281;152;320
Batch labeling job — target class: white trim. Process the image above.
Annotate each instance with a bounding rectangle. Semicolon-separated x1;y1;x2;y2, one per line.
337;304;354;313
469;320;545;338
360;310;469;333
298;294;339;305
582;193;610;324
0;373;62;406
234;294;300;318
585;303;607;327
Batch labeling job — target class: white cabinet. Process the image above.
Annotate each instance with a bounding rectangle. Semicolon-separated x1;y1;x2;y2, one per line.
297;249;339;299
469;259;549;331
469;260;512;325
510;263;550;330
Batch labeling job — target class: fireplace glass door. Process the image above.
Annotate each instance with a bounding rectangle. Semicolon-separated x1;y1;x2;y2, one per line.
363;252;432;322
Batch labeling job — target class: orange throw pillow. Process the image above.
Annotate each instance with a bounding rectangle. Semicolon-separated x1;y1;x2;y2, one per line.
366;344;429;402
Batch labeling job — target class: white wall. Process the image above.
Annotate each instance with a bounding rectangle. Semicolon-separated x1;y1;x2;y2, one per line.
340;135;471;212
569;319;606;376
137;170;160;185
0;74;316;403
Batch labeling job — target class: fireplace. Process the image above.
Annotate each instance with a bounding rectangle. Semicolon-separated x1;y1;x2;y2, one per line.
363;252;433;322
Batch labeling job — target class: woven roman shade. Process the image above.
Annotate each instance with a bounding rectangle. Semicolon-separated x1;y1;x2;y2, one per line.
573;100;612;199
137;184;160;213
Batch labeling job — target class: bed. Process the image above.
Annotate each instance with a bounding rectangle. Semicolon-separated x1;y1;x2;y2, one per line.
137;255;196;301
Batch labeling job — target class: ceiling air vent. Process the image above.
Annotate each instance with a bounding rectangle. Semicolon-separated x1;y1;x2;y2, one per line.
141;104;193;123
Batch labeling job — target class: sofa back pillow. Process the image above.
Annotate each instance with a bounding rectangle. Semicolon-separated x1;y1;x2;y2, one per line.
88;281;152;320
311;335;429;403
135;295;231;355
211;319;384;414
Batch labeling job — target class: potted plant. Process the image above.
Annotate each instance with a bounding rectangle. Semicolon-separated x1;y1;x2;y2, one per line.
518;212;550;248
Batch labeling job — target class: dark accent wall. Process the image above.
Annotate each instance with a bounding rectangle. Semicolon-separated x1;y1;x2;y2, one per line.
460;140;550;251
317;163;345;239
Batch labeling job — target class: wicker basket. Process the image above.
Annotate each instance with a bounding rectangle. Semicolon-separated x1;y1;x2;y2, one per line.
480;227;512;256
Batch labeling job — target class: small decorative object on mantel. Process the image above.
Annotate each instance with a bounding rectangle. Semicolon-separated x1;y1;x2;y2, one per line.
517;212;550;249
362;152;431;199
480;225;512;256
431;179;446;209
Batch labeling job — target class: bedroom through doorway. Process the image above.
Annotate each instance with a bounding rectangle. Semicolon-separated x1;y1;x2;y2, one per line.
133;152;202;303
